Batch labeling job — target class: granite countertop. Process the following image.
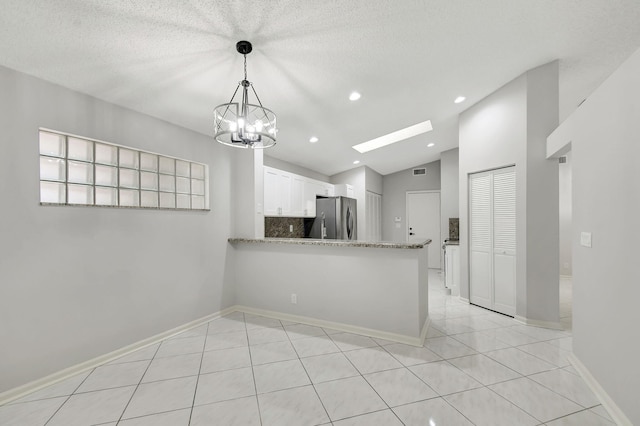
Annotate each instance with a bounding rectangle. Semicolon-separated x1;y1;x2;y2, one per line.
444;240;460;246
228;237;432;249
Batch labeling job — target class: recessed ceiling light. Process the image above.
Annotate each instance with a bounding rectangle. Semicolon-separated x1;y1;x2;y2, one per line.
352;120;433;153
349;91;361;101
353;160;360;165
427;143;435;148
454;96;466;104
309;136;318;143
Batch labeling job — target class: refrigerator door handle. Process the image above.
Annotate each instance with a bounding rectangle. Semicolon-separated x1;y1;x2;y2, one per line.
346;205;354;240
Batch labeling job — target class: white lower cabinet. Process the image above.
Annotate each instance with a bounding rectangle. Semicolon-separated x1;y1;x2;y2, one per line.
445;244;460;296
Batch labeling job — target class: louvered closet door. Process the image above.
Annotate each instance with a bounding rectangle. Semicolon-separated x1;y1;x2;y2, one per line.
469;166;516;316
469;173;492;310
492;168;516;315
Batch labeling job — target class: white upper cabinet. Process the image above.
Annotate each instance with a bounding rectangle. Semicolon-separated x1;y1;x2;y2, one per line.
264;167;292;216
264;166;337;217
264;167;282;216
334;183;354;198
291;175;305;217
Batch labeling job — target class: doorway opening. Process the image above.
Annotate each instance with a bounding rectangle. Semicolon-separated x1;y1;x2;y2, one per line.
559;152;573;330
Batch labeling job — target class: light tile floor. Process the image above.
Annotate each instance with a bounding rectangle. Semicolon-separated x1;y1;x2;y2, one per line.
1;272;615;425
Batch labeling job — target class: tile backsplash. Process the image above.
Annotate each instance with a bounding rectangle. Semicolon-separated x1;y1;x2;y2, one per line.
265;217;305;238
449;218;459;240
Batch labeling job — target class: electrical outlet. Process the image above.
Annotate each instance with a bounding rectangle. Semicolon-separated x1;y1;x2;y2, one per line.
580;232;592;248
289;224;293;233
290;293;297;304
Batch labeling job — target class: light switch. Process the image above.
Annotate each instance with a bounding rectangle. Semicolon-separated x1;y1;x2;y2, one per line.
580;232;592;248
395;223;401;229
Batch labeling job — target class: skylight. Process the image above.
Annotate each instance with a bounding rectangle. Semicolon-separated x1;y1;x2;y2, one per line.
352;120;433;153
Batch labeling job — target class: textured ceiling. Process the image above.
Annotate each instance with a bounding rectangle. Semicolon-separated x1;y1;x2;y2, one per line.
1;0;640;175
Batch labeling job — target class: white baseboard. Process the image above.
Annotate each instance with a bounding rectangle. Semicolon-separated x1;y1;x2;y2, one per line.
234;305;428;347
419;316;431;346
1;304;430;406
0;306;236;406
568;353;632;426
459;297;470;304
514;315;564;330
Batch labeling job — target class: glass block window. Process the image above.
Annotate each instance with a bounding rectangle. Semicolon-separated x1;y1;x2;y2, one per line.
39;130;209;210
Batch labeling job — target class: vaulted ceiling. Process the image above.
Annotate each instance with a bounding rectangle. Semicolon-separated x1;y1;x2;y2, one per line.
1;0;640;175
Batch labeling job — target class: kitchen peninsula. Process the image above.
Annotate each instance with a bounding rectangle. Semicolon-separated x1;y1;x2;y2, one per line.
229;237;432;345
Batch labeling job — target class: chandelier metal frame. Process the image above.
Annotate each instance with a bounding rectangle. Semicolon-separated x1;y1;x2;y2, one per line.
214;41;277;149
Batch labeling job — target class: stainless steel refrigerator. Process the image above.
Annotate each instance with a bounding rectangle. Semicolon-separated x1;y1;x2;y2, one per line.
307;196;357;240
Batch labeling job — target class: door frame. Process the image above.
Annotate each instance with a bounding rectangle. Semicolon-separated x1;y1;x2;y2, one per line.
406;190;441;269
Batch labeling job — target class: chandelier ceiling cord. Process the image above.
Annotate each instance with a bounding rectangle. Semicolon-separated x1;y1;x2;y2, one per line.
214;41;277;149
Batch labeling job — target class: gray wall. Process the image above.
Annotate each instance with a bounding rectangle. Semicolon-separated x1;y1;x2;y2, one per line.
234;149;264;238
233;243;428;339
459;61;559;323
0;65;235;392
548;47;640;424
364;166;383;195
331;167;366;239
440;148;459;243
264;155;330;182
382;161;441;243
558;152;572;276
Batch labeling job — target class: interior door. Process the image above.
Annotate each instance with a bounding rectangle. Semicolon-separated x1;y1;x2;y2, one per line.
366;191;382;241
469;174;492;310
407;191;441;269
492;168;516;315
469;167;516;316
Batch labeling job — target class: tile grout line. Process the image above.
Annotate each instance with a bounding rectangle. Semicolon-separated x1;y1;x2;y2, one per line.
283;323;333;423
186;319;212;425
244;313;264;426
42;364;97;426
442;339;583;424
395;353;481;425
333;337;408;424
112;342;162;425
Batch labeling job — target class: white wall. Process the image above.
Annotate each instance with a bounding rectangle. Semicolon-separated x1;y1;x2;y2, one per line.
331;167;366;239
558;153;572;276
233;243;428;340
234;149;264;238
459;61;559;323
382;161;441;243
364;166;383;195
264;155;330;182
548;47;640;424
440;148;459;243
0;65;235;393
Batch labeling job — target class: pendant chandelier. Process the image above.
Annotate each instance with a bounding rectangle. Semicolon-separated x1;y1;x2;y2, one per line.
214;41;277;149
